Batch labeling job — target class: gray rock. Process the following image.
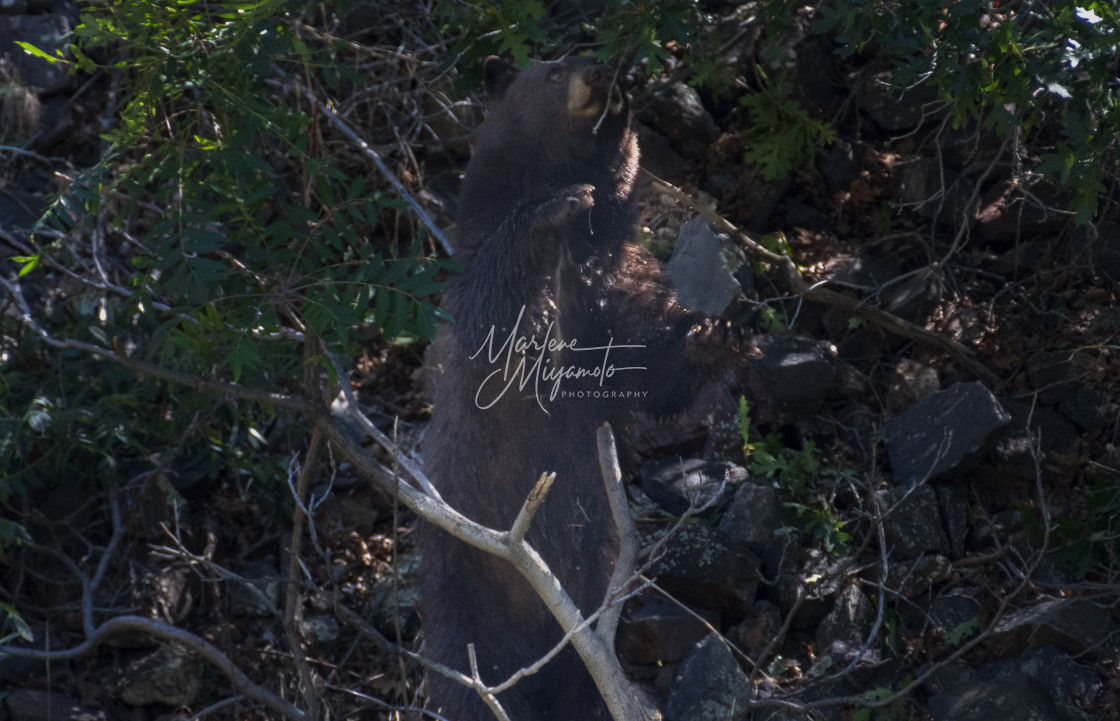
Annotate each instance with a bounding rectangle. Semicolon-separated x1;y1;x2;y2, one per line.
1088;219;1120;281
815;584;872;650
818;140;862;193
922;661;980;696
976;178;1070;245
618;601;716;666
635;81;720;157
0;1;30;15
883;381;1011;486
897;158;976;225
666;634;749;721
929;673;1060;721
718;481;781;550
119;646;202;707
877;484;951;560
748;334;848;417
228;561;281;617
667;217;745;317
991;401;1080;480
930;590;981;638
1058;384;1105;431
0;189;45;232
640;458;743;517
299;614;340;643
858;72;944;132
883;268;942;324
981;646;1103;714
1024;350;1088;405
884;554;952;597
4;690;107;721
935;483;969;558
369;548;421;640
633;121;686;181
649;524;761;616
782;551;856;631
988;598;1112;660
729;599;782;661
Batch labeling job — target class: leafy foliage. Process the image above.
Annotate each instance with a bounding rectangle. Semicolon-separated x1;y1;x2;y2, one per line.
3;0;452;546
815;0;1120;222
740;66;837;181
740;398;851;554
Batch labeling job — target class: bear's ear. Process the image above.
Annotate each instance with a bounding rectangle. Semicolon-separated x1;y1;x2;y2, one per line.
483;56;518;101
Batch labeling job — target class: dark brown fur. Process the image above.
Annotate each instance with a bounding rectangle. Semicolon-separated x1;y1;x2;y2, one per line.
420;57;718;720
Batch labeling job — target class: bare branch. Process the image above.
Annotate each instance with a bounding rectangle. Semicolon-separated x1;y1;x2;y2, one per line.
5;616;308;721
596;423;639;652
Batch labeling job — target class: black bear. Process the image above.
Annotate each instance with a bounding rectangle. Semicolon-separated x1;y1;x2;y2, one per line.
420;56;728;720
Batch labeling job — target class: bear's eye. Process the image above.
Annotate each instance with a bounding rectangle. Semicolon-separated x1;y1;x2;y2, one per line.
548;68;564;83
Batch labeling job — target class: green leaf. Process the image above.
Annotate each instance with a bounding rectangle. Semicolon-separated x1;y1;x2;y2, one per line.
15;41;64;64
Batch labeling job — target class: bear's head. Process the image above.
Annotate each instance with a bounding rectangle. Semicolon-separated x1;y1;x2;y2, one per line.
456;56;640;249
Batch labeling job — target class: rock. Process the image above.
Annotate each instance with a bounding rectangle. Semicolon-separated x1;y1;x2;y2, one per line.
667;217;745;317
0;189;45;232
815;584;872;650
930;591;981;638
876;484;950;560
633;121;687;181
976;178;1069;245
988;239;1046;277
981;646;1103;713
883;268;942;324
228;561;281;617
883;381;1011;486
884;554;951;597
299;615;340;643
0;627;63;685
635;81;720;157
935;483;969;558
726;174;791;231
747;334;848;417
632;378;742;459
0;1;31;15
649;524;760;617
922;661;980;697
897;158;976;225
1025;350;1091;405
937;119;1004;168
787;35;842;115
119;646;202;707
991;401;1080;480
796;640;883;721
988;598;1112;660
1058;384;1105;431
718;480;781;550
666;634;749;721
858;71;944;132
760;526;802;582
781;551;856;630
783;198;830;231
618;600;715;666
729;600;782;661
640;458;743;517
4;690;107;721
818;140;862;193
1087;220;1120;281
368;547;421;640
929;673;1060;721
